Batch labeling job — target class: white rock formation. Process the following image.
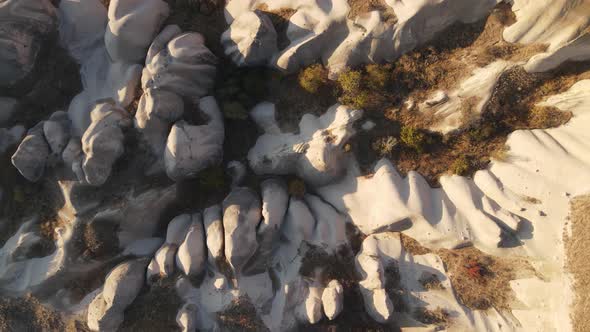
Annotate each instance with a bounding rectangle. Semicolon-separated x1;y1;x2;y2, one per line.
135;89;184;157
203;205;224;268
81;102;131;186
321;280;344;320
43;111;71;156
176;213;207;277
504;0;590;73
164;97;225;181
224;0;500;75
147;214;193;280
222;187;262;275
248;103;362;186
87;259;148;332
105;0;170;63
142;31;217;99
221;11;278;66
11;122;50;181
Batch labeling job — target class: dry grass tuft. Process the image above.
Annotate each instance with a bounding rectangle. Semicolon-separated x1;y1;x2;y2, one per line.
436;246;526;310
565;195;590;332
413;307;450;327
218;297;270;332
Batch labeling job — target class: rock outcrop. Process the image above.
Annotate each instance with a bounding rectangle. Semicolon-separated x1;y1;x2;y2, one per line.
11;123;50;181
81;102;131;186
248;102;362;186
221;11;278;66
164;97;224;181
105;0;170;63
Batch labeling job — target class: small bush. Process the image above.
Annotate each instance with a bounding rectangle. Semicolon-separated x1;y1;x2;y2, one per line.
298;64;328;93
400;126;427;152
366;63;392;89
340;90;371;109
528;106;572;129
451;155;471;176
337;69;363;93
372;136;399;156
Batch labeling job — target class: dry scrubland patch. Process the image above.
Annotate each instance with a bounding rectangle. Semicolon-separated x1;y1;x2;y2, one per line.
0;295;85;332
120;278;183;332
565;195;590;332
218;297;270;332
295;3;585;185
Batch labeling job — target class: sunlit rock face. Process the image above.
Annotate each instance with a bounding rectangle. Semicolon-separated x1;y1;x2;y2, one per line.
105;0;170;63
142;31;218;99
0;0;57;88
221;10;278;66
248;102;362;186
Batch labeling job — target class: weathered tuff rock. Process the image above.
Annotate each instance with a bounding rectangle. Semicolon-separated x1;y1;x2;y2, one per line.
248;102;362;186
11;122;50;182
221;11;278;66
87;259;148;332
43;111;71;156
81;102;131;186
135;89;184;157
0;0;57;87
222;187;262;275
164;97;224;181
105;0;170;63
142;30;217;99
322;280;344;320
176;213;207;277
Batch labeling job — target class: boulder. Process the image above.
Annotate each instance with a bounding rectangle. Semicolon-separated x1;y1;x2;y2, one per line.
321;280;344;320
164;97;224;181
105;0;170;63
11;122;50;181
221;11;278;66
147;244;177;280
43;111;71;155
135;89;184;157
166;214;193;246
203;205;224;268
176;213;207;277
88;259;148;331
81;102;131;186
142;32;217;98
222;187;261;275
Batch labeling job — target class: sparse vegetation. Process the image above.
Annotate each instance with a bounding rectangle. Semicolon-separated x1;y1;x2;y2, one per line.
400;126;428;153
287;178;306;198
218;297;270;332
298;64;328;94
436;246;532;310
372;136;398;156
450;155;471;176
0;295;71;332
337;69;363;94
413;307;450;327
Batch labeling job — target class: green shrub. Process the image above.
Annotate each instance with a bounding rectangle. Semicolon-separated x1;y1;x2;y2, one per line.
298;64;328;93
451;156;471;176
337;69;363;93
340;90;371;109
366;64;392;89
400;126;427;152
